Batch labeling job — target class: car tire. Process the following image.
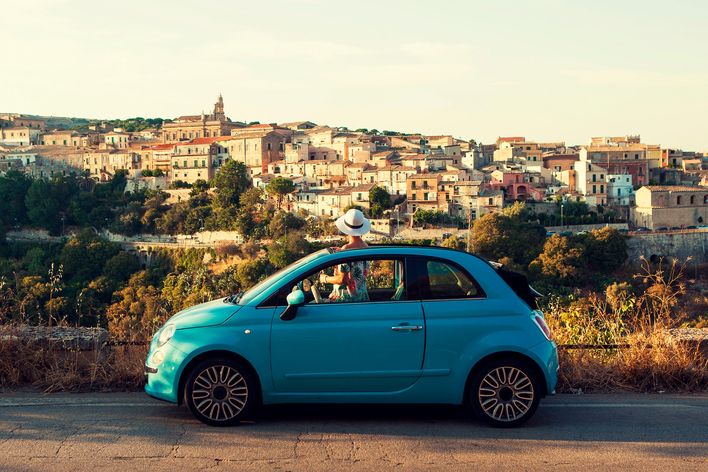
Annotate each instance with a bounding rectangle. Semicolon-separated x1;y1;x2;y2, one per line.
469;358;541;428
184;357;257;426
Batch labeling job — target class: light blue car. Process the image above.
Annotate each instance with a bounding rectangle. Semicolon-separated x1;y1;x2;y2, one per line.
145;246;558;427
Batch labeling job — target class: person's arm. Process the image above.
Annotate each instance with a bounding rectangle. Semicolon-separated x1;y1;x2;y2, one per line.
320;271;346;285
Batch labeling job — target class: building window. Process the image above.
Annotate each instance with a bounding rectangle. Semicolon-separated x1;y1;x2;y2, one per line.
600;185;604;193
690;195;695;204
677;196;682;205
593;185;597;193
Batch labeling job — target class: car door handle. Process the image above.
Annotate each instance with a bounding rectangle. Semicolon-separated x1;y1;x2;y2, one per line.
391;325;423;331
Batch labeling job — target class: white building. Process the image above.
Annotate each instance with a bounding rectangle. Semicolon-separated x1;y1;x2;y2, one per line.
606;174;634;206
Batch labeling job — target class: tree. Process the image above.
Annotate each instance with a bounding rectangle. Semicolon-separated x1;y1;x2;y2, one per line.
59;230;120;282
267;231;311;268
191;179;210;195
529;235;585;283
103;252;141;283
441;235;465;251
268;211;305;239
212;161;250;209
471;207;545;267
265;177;296;210
25;179;63;234
369;186;391;218
581;227;627;273
0;171;32;225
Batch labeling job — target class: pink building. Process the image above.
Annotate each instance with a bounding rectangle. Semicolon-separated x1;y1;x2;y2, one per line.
487;170;545;201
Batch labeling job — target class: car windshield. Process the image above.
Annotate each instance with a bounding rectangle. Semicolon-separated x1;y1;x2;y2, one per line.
237;248;333;305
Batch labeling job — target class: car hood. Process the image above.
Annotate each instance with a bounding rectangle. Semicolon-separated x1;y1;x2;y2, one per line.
168;298;242;329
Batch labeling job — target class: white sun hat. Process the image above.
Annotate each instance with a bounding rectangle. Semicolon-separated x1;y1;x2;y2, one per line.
335;208;371;237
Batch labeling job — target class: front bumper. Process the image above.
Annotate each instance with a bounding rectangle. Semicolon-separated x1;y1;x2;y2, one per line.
144;340;188;404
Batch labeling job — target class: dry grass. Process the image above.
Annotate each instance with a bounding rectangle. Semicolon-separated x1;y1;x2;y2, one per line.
557;332;707;393
546;257;708;393
0;339;146;393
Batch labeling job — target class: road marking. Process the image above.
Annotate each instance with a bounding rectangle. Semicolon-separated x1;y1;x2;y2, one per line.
0;402;171;408
541;403;703;408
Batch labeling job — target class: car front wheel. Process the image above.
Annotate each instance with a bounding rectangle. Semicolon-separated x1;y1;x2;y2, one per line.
184;358;256;426
469;359;541;427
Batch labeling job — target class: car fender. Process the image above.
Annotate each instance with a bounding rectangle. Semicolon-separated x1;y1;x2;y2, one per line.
169;324;272;402
450;331;552;402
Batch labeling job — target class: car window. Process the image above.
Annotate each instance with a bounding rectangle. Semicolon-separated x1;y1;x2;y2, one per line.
239;248;332;305
266;257;406;306
308;258;405;304
425;260;481;299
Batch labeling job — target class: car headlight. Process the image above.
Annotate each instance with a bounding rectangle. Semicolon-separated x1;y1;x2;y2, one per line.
157;324;176;347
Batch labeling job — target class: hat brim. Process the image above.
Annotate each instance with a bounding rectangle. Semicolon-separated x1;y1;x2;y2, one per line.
335;215;371;236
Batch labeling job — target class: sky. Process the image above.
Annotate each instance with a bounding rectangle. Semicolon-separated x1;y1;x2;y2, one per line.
2;0;707;150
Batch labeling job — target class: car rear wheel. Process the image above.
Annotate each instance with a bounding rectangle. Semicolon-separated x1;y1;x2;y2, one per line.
184;358;256;426
469;359;541;427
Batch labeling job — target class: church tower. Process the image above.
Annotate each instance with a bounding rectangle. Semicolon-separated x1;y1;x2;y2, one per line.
213;94;225;121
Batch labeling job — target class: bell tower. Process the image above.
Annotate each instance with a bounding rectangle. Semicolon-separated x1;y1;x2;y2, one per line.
213;94;225;121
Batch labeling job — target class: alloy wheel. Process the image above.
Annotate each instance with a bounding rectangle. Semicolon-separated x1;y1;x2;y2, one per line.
477;366;535;422
191;365;249;422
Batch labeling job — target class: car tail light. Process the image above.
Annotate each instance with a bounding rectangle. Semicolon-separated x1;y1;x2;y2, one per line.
532;312;552;340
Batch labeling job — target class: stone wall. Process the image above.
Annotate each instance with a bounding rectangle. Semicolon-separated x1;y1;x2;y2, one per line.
626;230;708;265
545;223;628;233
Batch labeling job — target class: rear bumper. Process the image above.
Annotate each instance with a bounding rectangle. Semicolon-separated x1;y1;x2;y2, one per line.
539;340;559;395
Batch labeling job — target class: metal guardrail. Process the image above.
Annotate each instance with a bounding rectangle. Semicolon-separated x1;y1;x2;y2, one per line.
103;339;633;350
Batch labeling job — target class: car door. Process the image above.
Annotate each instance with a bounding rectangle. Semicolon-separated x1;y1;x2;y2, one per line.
269;257;425;393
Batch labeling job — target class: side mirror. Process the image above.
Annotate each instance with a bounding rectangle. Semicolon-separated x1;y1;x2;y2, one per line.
281;289;305;321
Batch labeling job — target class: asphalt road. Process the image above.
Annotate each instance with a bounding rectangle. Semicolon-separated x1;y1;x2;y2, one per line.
0;392;706;471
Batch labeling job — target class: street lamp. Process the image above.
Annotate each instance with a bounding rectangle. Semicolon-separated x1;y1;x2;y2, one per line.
560;203;564;227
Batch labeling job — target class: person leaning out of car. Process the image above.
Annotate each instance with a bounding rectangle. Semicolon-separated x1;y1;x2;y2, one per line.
319;208;371;302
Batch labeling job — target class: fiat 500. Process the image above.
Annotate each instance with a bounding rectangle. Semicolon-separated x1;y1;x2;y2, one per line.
145;246;557;427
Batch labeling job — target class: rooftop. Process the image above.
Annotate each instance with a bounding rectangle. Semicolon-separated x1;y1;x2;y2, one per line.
641;185;707;192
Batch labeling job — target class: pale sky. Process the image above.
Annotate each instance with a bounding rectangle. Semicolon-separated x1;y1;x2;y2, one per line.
2;0;707;150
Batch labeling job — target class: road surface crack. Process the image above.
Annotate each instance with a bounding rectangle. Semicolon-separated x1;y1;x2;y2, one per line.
0;424;21;446
55;427;79;457
170;423;188;458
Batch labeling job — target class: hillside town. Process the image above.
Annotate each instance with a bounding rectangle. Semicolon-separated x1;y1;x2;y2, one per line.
2;95;707;232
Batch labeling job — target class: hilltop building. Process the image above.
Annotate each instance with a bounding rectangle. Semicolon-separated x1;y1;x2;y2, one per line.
160;94;243;142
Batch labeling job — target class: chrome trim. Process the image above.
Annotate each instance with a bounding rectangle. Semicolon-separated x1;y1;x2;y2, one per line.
391;325;423;331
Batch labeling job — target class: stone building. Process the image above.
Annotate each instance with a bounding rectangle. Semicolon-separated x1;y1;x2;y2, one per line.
0;114;46;131
226;129;288;175
160;95;242;142
0;127;40;146
631;186;708;229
